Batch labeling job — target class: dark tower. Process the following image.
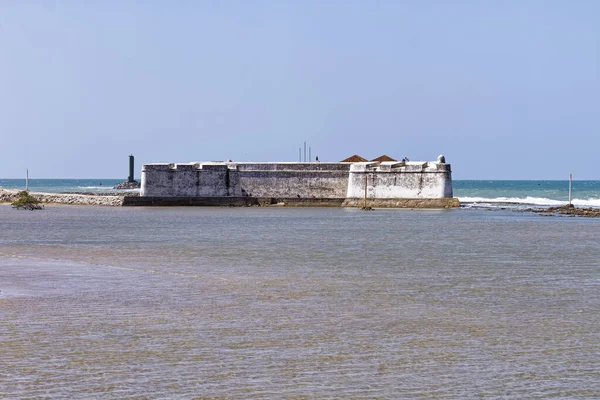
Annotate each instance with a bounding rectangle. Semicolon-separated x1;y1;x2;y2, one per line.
128;154;135;182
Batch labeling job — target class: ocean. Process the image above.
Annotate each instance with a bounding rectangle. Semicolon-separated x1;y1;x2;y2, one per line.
0;179;135;195
2;178;600;209
455;180;600;209
1;180;599;398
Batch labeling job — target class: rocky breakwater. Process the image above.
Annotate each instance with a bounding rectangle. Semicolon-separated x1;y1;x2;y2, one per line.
0;189;124;207
527;204;600;218
113;180;141;190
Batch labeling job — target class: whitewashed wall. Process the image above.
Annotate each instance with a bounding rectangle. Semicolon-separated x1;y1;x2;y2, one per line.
141;160;453;199
346;161;453;199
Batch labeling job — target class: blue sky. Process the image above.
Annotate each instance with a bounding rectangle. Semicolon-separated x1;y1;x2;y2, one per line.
1;1;598;179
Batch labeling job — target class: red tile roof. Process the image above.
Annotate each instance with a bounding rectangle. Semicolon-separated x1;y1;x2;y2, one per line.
371;155;397;162
340;155;368;162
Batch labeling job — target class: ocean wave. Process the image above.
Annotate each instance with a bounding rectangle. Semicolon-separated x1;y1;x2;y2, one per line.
458;196;600;208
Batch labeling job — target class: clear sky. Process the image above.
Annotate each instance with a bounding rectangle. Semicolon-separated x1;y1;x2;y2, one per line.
1;1;598;179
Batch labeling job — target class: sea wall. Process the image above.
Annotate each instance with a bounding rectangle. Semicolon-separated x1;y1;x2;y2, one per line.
346;161;453;199
0;190;124;207
124;196;346;207
237;163;349;198
141;163;239;197
140;158;455;205
342;198;460;209
141;163;351;198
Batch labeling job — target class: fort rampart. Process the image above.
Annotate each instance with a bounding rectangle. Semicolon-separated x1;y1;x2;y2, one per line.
139;156;457;208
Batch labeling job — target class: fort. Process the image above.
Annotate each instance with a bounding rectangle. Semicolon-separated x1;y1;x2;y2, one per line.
132;155;459;208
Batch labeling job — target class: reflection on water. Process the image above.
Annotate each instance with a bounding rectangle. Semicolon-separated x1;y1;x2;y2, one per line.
1;206;599;398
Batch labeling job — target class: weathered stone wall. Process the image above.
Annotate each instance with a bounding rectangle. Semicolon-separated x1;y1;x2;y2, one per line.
141;162;351;198
140;164;175;196
235;163;350;198
346;161;453;199
140;159;454;200
238;171;348;198
124;196;459;208
342;197;459;208
141;163;241;197
123;196;252;207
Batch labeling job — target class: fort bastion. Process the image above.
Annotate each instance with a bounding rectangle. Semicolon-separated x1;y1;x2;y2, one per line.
135;155;458;208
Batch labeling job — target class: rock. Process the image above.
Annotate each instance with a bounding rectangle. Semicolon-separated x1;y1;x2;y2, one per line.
0;189;124;207
529;204;600;218
113;180;141;190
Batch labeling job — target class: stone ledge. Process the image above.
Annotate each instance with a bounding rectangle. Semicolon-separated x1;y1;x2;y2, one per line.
123;196;459;208
1;190;459;208
342;198;460;208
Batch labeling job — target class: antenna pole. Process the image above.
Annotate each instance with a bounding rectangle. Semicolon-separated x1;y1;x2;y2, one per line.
26;168;29;191
304;141;306;162
569;173;572;205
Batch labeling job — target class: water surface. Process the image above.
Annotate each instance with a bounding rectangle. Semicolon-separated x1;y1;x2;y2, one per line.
1;205;598;398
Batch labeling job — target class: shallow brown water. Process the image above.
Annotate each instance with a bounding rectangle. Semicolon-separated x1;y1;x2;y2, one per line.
1;205;599;398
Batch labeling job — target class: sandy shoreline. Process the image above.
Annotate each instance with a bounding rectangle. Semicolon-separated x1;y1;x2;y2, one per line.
0;189;124;207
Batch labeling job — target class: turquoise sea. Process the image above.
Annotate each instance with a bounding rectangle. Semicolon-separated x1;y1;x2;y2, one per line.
0;179;130;194
2;178;599;208
454;180;600;208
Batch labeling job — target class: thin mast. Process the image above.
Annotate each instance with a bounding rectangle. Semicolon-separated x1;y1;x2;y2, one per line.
569;173;572;205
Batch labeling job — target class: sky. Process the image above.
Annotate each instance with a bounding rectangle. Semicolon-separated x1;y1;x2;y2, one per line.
1;1;598;179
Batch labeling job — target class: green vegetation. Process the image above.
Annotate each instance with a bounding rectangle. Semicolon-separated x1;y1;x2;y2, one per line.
11;191;43;210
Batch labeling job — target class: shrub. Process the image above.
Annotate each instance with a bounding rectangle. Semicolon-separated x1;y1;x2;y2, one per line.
11;191;43;210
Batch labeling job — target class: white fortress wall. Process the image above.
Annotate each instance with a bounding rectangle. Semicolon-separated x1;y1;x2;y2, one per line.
141;162;351;197
236;163;349;198
346;160;453;199
141;163;234;197
140;164;174;197
141;157;453;199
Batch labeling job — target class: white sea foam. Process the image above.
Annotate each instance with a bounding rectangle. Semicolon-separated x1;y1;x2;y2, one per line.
459;196;600;208
571;198;600;207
